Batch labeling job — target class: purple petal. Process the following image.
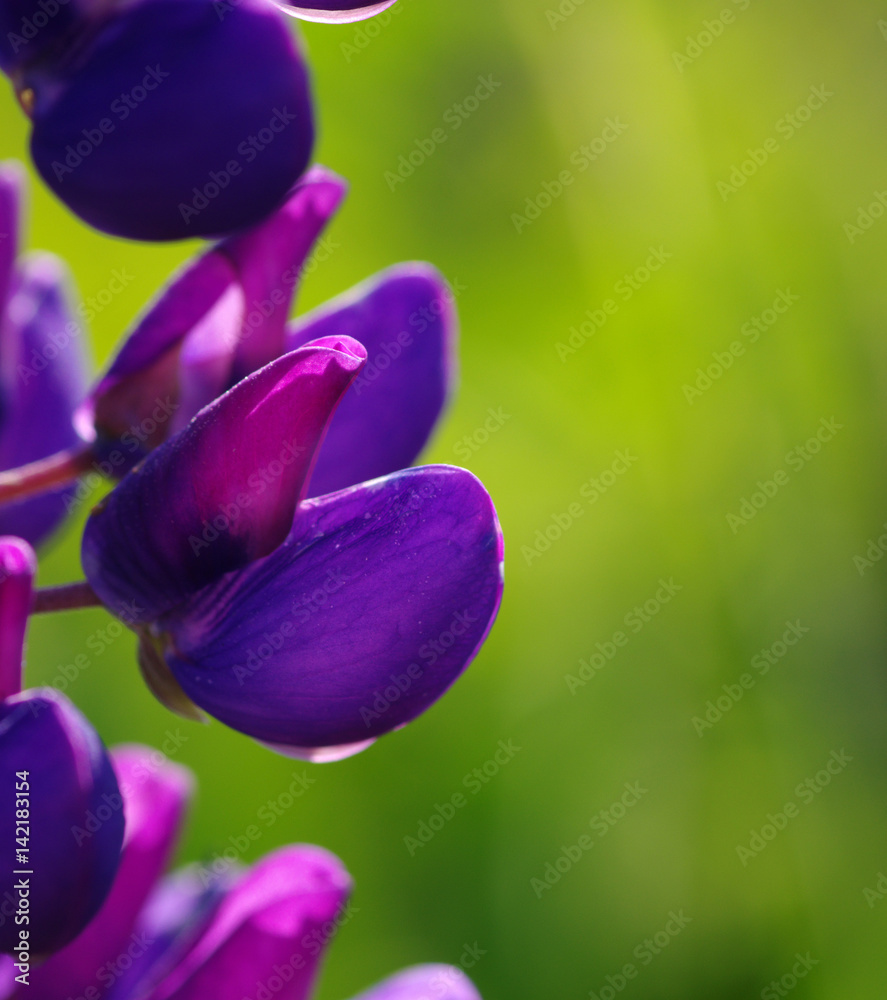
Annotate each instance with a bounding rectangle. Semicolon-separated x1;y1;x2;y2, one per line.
25;745;193;999
86;250;239;464
0;537;35;701
0;689;124;956
271;0;399;24
0;254;89;547
347;965;483;1000
104;867;229;1000
82;340;367;624
164;465;504;751
143;845;351;1000
27;0;314;241
223;165;347;382
286;264;457;498
0;163;21;315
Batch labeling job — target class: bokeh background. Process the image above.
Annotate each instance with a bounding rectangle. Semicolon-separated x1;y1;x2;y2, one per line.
3;0;887;996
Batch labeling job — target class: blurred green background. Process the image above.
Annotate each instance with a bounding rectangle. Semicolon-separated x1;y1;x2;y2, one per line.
3;0;887;996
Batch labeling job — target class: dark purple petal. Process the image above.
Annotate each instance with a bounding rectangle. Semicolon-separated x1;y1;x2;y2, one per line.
0;0;87;74
164;466;504;752
143;845;351;1000
25;745;193;999
347;965;483;1000
223;165;347;382
26;0;314;241
0;537;35;701
0;689;124;956
0;254;89;548
0;163;21;316
286;263;456;498
271;0;399;24
82;340;367;623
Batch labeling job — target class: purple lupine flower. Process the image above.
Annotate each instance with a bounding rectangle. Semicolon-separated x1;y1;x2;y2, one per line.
0;537;124;959
0;163;89;548
80;167;456;489
2;0;313;240
272;0;399;23
81;330;503;760
0;744;481;999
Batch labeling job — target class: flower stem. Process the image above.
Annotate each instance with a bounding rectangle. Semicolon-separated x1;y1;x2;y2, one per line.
0;444;96;506
33;582;103;615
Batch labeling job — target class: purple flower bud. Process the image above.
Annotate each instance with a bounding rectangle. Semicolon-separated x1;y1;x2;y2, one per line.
82;331;503;759
9;0;313;240
0;164;90;548
15;744;483;999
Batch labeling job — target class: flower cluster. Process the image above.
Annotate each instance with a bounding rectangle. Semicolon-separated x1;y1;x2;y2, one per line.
0;0;502;989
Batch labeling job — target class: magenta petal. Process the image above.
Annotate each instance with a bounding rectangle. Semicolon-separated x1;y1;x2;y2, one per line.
286;263;457;497
222;165;347;381
271;0;399;23
26;745;193;999
346;965;483;1000
0;537;35;700
164;466;504;751
82;340;367;623
144;845;351;1000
